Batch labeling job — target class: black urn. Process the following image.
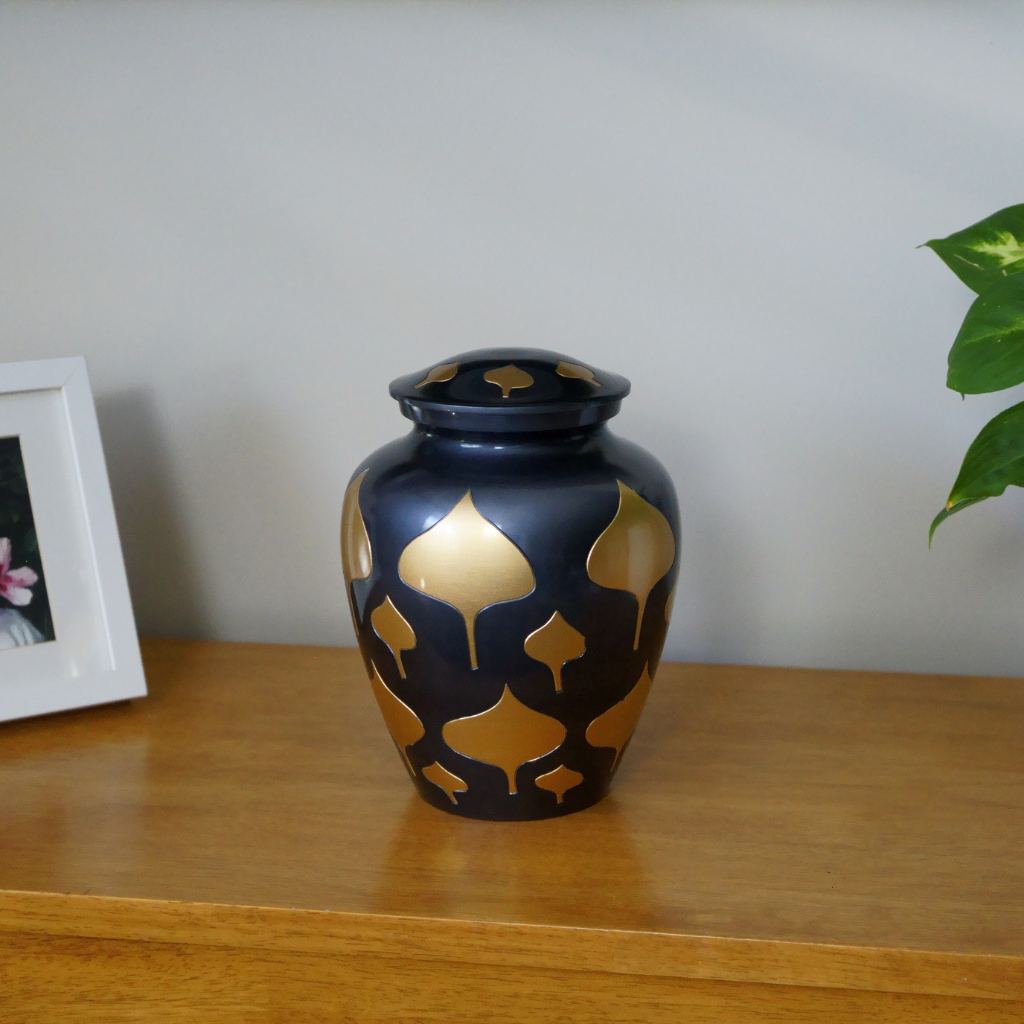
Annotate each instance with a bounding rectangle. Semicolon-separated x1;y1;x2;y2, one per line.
342;348;679;820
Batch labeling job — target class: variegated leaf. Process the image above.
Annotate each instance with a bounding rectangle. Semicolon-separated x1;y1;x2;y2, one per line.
925;204;1024;294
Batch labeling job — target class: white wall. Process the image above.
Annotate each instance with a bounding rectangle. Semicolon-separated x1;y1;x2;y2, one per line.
2;0;1023;675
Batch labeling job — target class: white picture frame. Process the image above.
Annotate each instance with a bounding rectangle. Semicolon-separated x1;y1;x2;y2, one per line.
0;357;145;721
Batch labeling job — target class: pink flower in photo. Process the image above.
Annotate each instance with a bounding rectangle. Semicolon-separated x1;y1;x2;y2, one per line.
0;537;38;607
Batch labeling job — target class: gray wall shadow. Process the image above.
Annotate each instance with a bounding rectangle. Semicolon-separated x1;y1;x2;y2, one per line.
94;389;207;639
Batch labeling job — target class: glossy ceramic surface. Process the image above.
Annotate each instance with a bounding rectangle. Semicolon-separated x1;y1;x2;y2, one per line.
343;348;679;820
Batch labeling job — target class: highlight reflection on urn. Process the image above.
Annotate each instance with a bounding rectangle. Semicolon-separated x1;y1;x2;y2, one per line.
342;347;678;820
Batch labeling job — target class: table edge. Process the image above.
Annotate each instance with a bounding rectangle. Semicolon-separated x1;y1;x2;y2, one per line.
0;889;1019;1001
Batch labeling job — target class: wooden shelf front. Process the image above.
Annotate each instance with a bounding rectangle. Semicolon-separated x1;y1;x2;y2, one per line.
1;639;1023;1022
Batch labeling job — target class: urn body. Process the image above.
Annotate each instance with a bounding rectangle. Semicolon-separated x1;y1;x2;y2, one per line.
342;350;678;820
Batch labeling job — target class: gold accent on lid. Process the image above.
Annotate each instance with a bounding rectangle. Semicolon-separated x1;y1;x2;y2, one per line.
587;481;675;650
555;360;601;386
398;491;535;670
534;764;584;804
422;761;468;805
585;664;655;771
442;685;566;795
414;361;459;388
371;596;417;679
341;471;373;640
523;611;586;692
483;364;534;398
369;661;425;775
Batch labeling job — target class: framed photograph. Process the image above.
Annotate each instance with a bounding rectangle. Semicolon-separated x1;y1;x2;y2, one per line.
0;357;145;721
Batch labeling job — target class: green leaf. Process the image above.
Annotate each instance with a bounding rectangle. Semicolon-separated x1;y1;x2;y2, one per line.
947;272;1024;393
924;204;1024;293
930;399;1024;542
929;498;986;546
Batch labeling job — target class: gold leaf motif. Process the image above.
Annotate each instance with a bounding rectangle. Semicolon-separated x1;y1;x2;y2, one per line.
483;364;534;398
585;664;654;771
398;491;535;670
341;470;372;584
414;361;459;388
523;611;586;692
422;761;468;805
587;481;675;650
555;360;601;386
341;471;373;640
369;661;425;775
443;685;566;795
371;596;417;679
534;764;584;804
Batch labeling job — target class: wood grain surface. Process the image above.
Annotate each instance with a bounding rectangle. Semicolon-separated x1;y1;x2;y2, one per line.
1;639;1022;1021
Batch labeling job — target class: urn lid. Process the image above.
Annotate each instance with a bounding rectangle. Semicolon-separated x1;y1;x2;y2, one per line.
389;347;630;433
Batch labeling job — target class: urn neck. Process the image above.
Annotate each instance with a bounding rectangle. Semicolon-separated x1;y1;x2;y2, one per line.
397;397;622;434
413;422;608;449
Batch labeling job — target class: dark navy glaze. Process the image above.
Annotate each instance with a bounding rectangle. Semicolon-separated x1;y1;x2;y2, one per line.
350;414;679;821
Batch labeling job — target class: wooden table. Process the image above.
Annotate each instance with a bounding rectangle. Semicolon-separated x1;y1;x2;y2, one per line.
1;639;1022;1022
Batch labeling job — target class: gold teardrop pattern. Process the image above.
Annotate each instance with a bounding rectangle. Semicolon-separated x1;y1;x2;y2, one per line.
534;764;584;804
442;685;566;795
585;663;654;771
341;471;373;583
398;491;535;670
483;364;534;398
369;661;425;775
422;761;468;805
555;360;602;386
371;596;417;679
587;481;675;650
523;611;586;692
341;471;373;639
414;361;459;388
